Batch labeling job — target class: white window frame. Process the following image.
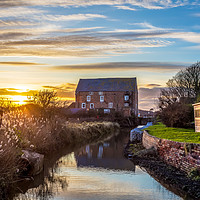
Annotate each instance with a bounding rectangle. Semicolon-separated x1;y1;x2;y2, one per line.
108;102;113;108
124;103;129;107
82;103;86;109
89;92;93;95
90;103;94;109
100;96;104;102
124;95;129;101
87;95;91;102
104;109;110;114
99;91;103;95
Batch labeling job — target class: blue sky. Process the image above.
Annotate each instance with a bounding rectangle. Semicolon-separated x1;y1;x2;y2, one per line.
0;0;200;109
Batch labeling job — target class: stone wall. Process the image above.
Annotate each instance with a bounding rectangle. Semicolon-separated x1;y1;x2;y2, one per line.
143;130;200;173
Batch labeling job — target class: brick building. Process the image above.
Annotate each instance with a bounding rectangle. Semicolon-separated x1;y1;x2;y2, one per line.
75;78;138;117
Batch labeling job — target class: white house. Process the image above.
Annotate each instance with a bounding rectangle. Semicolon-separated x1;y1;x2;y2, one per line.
193;102;200;132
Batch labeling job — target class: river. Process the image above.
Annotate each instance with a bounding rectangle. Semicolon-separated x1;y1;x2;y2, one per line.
13;129;182;200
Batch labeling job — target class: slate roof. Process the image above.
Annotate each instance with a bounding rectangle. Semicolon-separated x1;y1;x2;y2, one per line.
75;78;137;93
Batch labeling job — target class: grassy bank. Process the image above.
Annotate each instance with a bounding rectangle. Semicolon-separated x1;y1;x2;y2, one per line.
0;108;119;198
145;123;200;144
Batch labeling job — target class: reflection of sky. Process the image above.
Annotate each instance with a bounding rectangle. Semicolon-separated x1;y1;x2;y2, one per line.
53;153;181;200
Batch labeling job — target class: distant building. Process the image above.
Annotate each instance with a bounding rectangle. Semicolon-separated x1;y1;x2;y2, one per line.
138;109;155;118
75;78;138;117
193;102;200;132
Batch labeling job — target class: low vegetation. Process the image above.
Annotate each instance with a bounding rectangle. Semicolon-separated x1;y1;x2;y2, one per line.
145;123;200;144
0;105;119;198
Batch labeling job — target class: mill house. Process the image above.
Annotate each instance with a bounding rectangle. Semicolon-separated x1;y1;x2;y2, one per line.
75;78;138;117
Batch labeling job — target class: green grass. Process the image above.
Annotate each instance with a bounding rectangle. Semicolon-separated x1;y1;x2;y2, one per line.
144;123;200;144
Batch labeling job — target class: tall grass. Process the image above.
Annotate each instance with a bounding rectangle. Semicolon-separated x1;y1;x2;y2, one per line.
0;107;119;197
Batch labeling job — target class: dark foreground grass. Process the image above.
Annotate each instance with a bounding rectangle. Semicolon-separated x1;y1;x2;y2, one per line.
145;123;200;144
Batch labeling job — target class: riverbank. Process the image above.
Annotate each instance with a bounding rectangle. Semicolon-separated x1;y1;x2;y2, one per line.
125;141;200;200
0;108;120;199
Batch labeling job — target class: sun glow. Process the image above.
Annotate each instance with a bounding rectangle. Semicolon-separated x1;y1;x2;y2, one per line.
11;95;28;105
14;86;30;93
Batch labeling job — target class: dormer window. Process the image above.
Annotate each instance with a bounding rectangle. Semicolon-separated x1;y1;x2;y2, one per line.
124;95;129;101
87;96;91;102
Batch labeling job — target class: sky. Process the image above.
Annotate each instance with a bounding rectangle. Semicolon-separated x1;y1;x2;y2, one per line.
0;0;200;110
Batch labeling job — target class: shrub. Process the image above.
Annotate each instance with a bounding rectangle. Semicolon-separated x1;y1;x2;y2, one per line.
159;102;194;128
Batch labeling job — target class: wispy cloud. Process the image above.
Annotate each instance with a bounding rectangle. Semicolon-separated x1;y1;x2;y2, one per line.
38;14;107;22
50;62;188;71
0;19;36;27
145;84;162;88
42;83;76;98
114;5;136;11
0;62;45;66
139;87;162;110
0;7;44;18
1;19;200;57
0;0;192;9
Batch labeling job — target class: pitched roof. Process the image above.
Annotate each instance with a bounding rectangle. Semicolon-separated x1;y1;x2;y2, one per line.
76;78;137;93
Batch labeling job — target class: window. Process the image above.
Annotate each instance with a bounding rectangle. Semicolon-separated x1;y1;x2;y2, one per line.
195;110;200;117
104;109;110;114
90;103;94;109
124;95;129;101
108;102;113;108
100;96;104;102
124;103;129;107
99;91;103;95
82;103;86;109
89;92;93;95
87;95;91;102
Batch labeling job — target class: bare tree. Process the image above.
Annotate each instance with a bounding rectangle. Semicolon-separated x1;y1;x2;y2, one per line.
159;62;200;110
31;90;57;109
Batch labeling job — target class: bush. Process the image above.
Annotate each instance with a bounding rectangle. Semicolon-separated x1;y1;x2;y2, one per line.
159;102;194;128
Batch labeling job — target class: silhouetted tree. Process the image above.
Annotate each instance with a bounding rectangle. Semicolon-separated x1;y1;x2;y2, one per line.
31;90;57;109
159;62;200;110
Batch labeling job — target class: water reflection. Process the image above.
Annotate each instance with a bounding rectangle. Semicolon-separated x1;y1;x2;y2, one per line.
14;129;182;200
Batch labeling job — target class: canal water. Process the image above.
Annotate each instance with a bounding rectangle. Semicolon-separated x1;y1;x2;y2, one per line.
14;129;182;200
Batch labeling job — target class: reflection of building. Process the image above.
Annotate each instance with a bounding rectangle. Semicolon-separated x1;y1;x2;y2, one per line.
74;131;135;171
75;78;138;117
193;102;200;132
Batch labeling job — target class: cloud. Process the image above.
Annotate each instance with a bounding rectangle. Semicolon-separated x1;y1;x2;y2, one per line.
0;11;200;58
0;88;35;96
114;6;136;11
0;62;45;66
0;27;174;57
0;7;44;18
0;83;77;99
0;19;36;27
139;87;163;110
145;84;162;87
42;83;77;98
38;14;107;22
50;62;188;71
0;0;193;10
